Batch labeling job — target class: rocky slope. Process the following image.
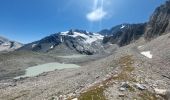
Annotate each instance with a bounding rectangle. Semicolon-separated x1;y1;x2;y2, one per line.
1;32;170;100
19;29;106;55
145;0;170;40
0;36;22;52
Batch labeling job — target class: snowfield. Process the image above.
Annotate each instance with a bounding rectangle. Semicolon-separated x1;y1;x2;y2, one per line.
138;45;143;49
141;51;153;59
120;25;125;29
61;31;104;44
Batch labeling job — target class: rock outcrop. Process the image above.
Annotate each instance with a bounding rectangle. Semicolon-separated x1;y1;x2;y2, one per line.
101;23;146;46
145;0;170;40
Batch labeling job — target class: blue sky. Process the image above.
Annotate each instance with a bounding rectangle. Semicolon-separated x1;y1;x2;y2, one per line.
0;0;166;43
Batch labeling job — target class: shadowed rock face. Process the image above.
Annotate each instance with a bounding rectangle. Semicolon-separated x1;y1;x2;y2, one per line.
101;1;170;46
145;1;170;40
101;23;146;46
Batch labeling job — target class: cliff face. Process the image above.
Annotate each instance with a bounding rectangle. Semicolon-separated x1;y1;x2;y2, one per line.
145;1;170;40
102;23;146;46
101;1;170;46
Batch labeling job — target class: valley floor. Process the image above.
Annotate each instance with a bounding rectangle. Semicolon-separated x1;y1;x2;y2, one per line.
0;33;170;100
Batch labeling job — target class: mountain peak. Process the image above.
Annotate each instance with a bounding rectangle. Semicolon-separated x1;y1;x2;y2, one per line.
144;0;170;40
0;36;23;52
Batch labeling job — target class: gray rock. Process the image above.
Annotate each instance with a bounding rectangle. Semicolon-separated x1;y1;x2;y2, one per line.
135;83;146;90
119;82;130;91
145;1;170;40
119;87;126;91
101;23;146;46
121;82;130;88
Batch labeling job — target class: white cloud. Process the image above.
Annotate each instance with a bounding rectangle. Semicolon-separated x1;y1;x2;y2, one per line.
86;8;107;22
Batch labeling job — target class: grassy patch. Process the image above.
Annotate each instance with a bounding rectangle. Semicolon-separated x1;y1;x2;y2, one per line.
128;85;136;92
112;55;136;82
78;55;135;100
78;86;106;100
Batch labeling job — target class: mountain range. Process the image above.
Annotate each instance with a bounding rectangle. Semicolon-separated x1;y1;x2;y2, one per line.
1;1;168;55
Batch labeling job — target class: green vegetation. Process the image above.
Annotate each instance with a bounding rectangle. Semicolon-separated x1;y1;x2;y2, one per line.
112;55;136;82
78;86;106;100
78;55;135;100
78;55;158;100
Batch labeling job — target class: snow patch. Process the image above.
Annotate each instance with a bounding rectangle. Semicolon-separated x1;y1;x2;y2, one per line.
50;45;54;49
120;25;125;29
138;45;143;49
61;31;69;35
141;51;153;59
60;37;63;42
32;44;37;48
2;42;10;46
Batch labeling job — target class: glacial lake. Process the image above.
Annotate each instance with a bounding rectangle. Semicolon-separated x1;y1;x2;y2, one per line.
58;54;87;58
14;62;80;79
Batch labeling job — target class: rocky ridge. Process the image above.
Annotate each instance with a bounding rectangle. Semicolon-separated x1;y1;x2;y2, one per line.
0;36;22;52
145;0;170;40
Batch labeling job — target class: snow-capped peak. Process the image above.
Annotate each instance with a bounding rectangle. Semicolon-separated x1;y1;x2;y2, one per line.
60;30;104;44
60;31;69;35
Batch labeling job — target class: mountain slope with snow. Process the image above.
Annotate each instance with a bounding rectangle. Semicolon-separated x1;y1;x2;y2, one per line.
19;29;107;55
0;36;23;52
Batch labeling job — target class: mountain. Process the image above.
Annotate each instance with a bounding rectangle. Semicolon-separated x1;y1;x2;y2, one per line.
145;0;170;40
0;36;23;52
100;23;146;46
17;1;170;54
99;24;127;36
19;29;105;55
100;1;170;46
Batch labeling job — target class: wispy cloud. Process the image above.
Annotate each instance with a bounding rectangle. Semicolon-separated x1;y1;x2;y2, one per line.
86;8;107;22
86;0;108;22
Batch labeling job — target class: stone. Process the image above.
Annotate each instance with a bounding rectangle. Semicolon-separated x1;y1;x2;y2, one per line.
121;82;130;88
119;82;130;91
154;88;167;95
119;87;126;91
119;94;125;97
72;98;78;100
135;83;146;90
